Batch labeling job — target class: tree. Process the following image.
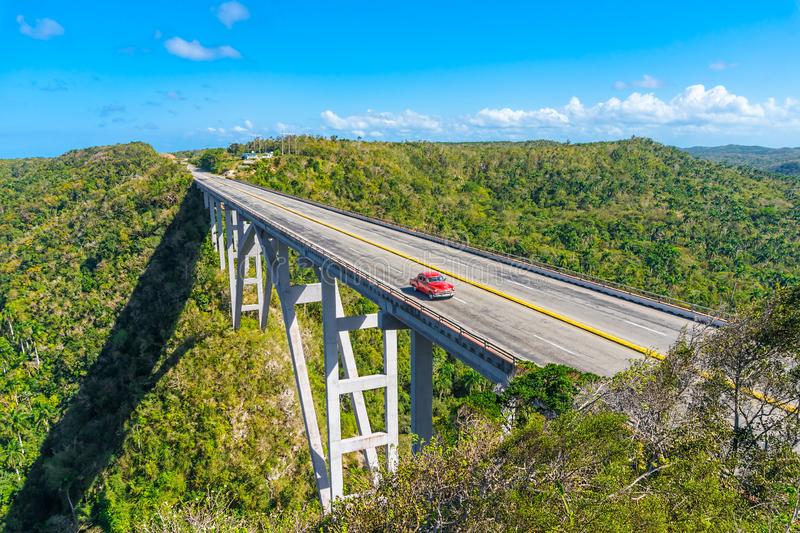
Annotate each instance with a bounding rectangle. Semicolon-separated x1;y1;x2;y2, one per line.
502;363;580;426
700;286;800;454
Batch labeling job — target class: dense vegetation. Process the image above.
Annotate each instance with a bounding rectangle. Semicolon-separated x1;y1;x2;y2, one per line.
208;136;800;311
686;144;800;177
0;144;314;530
325;287;800;531
0;142;536;529
2;139;798;530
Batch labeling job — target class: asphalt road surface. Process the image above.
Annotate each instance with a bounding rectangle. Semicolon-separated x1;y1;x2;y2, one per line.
195;169;707;377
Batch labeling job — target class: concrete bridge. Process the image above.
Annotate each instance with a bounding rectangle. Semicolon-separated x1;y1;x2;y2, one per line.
192;168;724;510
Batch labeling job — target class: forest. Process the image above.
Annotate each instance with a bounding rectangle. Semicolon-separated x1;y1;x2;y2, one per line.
686;144;800;178
0;140;798;530
204;136;800;312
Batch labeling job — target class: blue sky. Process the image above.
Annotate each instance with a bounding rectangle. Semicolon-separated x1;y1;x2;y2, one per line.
2;1;800;157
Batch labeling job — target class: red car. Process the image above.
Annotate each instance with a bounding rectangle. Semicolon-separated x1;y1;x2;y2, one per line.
410;271;455;299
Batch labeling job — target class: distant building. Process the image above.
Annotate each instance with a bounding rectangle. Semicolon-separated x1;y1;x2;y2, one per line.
242;151;274;160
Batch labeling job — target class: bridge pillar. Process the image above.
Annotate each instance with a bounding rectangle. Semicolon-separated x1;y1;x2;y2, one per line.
206;208;401;510
319;272;399;504
321;275;344;502
331;277;381;474
206;195;218;256
383;325;399;470
213;199;226;270
411;330;433;454
270;239;332;511
230;208;240;252
232;223;267;330
224;206;238;323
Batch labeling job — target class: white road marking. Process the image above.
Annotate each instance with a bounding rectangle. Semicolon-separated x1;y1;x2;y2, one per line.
453;297;468;304
532;334;579;356
624;319;667;336
506;278;529;289
389;265;403;273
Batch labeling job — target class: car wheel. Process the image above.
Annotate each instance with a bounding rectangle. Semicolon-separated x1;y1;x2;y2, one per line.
428;292;434;300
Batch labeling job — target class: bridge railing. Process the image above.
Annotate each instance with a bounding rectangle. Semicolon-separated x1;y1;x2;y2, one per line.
236;179;731;324
197;179;519;374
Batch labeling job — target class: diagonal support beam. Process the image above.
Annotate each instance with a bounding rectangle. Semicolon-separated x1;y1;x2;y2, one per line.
269;239;331;511
332;283;381;474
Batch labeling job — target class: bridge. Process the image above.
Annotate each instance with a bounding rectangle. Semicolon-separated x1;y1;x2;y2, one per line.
192;168;724;510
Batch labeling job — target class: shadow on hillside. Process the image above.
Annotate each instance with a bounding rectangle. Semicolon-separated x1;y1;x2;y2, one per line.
6;187;207;531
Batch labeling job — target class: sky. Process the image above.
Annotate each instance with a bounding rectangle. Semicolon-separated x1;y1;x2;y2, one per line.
2;1;800;157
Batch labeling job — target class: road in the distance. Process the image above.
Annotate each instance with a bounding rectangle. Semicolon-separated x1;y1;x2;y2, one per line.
195;170;706;376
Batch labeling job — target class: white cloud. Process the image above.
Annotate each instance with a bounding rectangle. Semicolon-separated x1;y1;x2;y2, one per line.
464;85;800;137
709;60;738;71
17;15;64;40
314;86;800;142
613;74;665;90
469;107;567;128
320;109;441;137
217;1;250;28
164;37;241;61
207;120;257;137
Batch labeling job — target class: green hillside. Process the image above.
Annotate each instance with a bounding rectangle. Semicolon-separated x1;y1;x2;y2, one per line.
686;144;800;177
219;137;800;310
0;142;505;530
0;144;320;530
2;140;799;530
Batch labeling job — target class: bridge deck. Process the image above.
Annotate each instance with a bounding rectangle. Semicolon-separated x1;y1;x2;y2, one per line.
194;170;705;377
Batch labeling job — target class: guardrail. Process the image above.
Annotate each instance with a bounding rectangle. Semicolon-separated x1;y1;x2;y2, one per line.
229;176;731;325
196;179;519;376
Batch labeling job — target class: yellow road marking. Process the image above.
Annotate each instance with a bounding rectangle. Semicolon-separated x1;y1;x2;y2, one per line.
206;176;662;359
201;175;797;415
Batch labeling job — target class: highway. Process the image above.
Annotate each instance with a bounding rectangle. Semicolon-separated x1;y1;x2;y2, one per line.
193;169;708;377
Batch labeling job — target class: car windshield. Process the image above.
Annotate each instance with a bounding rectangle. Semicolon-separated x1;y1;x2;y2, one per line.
427;275;445;282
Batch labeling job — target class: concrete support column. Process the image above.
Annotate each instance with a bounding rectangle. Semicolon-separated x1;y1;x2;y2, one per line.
254;245;267;329
332;283;380;472
271;240;331;511
207;196;218;254
214;199;226;270
383;328;399;470
224;206;237;323
256;230;272;331
411;330;433;454
321;275;343;503
231;209;240;253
